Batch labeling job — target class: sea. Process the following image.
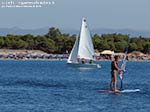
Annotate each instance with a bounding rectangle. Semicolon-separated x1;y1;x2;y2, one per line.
0;60;149;112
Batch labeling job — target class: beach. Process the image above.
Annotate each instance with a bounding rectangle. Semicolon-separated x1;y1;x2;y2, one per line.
0;49;149;61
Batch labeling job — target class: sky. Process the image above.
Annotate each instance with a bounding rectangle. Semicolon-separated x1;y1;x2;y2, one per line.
0;0;150;30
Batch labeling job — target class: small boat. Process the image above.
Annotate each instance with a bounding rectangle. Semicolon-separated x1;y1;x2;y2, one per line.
67;17;101;69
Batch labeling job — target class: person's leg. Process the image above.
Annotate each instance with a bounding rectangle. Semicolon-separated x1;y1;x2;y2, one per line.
110;71;113;90
110;79;113;90
113;71;118;92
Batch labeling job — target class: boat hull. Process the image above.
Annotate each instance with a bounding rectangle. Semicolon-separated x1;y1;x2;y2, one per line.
67;62;101;69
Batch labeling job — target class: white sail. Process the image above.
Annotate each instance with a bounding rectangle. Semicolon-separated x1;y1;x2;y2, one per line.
121;53;127;72
78;18;95;60
67;36;79;63
120;38;130;79
120;53;127;79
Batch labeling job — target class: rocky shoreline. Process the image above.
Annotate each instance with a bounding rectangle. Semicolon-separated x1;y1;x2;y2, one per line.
0;49;149;61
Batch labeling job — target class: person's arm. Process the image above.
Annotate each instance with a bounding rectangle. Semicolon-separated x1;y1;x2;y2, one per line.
114;61;123;75
114;61;121;71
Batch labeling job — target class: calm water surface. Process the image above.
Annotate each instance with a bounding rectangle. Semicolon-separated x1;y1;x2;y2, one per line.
0;60;149;112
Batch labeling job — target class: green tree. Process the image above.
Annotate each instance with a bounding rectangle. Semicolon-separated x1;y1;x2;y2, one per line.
99;40;110;51
3;37;12;48
108;41;115;51
14;40;28;49
46;27;61;39
143;42;150;53
129;43;138;52
35;36;56;53
0;38;4;48
115;41;127;52
22;34;35;50
93;35;102;50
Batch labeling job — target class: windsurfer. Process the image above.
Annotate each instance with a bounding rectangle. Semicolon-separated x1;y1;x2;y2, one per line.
110;55;122;92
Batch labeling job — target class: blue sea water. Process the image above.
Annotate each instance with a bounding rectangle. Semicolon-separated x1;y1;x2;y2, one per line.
0;60;149;112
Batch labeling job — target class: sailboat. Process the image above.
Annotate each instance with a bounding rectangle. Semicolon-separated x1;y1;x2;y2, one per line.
67;18;101;68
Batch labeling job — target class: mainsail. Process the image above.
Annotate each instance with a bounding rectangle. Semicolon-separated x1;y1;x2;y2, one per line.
78;18;95;60
67;18;95;63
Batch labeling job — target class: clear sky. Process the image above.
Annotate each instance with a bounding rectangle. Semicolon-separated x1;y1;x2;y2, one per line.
0;0;150;30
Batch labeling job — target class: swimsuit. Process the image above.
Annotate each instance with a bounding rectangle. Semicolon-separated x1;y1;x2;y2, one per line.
111;61;118;78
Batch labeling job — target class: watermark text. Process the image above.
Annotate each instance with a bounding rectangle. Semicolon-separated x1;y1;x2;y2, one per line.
0;0;55;8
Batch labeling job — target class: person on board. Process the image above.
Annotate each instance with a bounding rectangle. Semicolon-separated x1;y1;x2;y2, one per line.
81;58;85;64
77;58;80;63
89;60;93;64
110;55;122;92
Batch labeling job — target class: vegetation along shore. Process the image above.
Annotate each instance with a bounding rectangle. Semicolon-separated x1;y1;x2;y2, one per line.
0;27;149;61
